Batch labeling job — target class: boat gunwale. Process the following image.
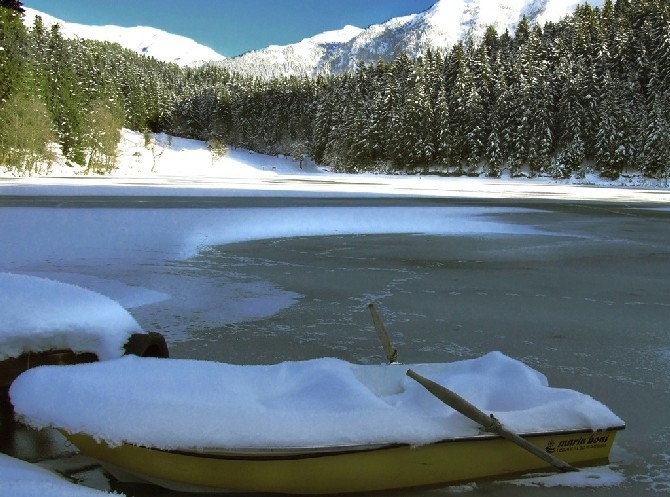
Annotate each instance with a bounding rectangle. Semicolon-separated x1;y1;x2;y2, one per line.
123;424;626;461
62;425;625;494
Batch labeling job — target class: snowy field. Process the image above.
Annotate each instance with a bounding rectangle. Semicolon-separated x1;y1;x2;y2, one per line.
1;131;669;495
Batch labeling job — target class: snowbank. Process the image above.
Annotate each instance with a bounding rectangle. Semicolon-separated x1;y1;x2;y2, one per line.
10;352;624;451
0;454;123;497
0;273;141;361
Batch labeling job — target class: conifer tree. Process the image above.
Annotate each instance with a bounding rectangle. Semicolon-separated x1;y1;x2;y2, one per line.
595;76;641;178
485;60;509;176
641;94;670;180
0;4;27;103
311;76;337;164
0;0;24;13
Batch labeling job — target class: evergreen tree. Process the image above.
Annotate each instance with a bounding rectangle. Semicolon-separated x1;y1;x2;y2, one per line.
389;56;433;170
0;0;24;13
514;16;532;50
37;24;89;164
553;57;586;178
485;57;509;176
648;6;670;95
504;24;556;176
0;4;27;103
641;94;670;179
311;75;338;165
595;76;641;178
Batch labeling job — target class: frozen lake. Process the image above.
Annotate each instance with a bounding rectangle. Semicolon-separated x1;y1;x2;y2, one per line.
1;194;669;496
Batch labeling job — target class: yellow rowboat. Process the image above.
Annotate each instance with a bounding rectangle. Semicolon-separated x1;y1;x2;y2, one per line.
64;425;624;494
10;352;625;494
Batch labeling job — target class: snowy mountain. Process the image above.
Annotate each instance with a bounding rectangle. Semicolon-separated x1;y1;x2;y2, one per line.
220;0;605;77
22;8;225;67
326;0;597;73
22;0;604;75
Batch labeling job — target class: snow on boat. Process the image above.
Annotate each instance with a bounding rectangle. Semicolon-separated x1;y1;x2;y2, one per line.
0;273;168;389
10;352;624;494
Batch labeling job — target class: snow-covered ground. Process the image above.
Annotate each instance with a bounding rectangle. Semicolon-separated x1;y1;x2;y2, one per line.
1;129;669;203
1;130;665;494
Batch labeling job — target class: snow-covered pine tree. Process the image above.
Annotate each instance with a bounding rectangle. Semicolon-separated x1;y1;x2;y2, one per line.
0;0;23;13
595;75;642;178
0;3;26;104
641;94;670;180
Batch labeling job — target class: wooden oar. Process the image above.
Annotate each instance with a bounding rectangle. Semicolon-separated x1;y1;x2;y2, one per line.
368;303;398;364
406;369;579;473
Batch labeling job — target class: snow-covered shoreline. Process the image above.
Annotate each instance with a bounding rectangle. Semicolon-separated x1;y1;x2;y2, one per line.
1;130;669;204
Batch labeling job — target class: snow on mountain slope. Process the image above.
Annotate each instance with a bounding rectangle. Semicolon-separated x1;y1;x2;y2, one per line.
534;0;604;24
219;25;363;79
22;7;225;66
325;0;605;74
223;0;605;77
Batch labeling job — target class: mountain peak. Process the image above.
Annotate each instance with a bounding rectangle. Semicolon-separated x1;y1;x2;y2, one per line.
307;25;363;45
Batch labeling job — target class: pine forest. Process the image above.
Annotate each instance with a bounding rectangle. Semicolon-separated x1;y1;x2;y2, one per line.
1;0;669;181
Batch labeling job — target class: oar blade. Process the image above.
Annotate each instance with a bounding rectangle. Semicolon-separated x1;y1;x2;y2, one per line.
406;369;579;473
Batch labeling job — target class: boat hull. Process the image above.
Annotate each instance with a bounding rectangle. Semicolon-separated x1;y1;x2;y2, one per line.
65;426;623;494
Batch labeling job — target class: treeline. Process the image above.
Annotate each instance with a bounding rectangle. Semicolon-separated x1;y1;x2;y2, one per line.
1;0;669;180
216;0;670;179
0;3;181;174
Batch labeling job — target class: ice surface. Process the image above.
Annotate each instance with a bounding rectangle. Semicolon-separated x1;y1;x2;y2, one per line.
0;273;141;360
11;352;624;451
0;205;544;268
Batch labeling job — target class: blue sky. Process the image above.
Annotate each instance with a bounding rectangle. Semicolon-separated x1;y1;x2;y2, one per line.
22;0;437;57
